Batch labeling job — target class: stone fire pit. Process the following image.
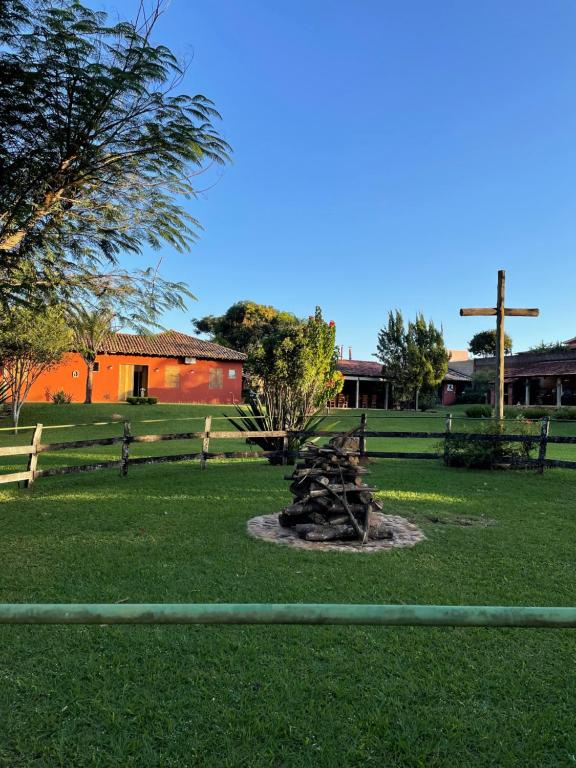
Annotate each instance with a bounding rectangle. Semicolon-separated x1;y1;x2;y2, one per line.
247;432;425;552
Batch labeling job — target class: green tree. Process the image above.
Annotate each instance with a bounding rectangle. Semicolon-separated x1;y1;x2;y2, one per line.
407;314;449;410
528;340;567;354
376;311;448;409
375;310;411;406
0;0;229;309
193;301;300;353
247;308;343;431
469;330;513;357
68;304;116;404
0;305;71;429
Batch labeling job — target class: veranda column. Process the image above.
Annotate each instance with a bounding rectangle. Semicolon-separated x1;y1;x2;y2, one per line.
355;379;360;409
384;381;389;410
525;378;530;406
556;377;563;408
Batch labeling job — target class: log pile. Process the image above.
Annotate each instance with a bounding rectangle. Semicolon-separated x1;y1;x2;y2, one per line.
279;433;392;543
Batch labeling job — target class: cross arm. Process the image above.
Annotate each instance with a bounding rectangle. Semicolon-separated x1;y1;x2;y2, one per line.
460;308;539;317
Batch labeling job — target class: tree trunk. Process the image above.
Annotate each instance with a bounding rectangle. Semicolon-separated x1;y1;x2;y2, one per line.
12;400;21;434
415;388;420;412
85;361;94;404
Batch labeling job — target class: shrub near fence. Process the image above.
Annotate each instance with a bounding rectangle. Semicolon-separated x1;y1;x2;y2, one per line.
1;413;576;488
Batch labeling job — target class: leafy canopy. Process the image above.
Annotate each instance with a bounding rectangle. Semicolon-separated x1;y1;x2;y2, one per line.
468;330;513;357
0;0;230;312
0;304;71;428
246;307;343;431
193;301;300;353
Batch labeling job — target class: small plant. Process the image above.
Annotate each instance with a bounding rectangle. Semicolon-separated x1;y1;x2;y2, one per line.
227;396;329;465
556;407;576;420
418;392;439;411
126;396;158;405
465;405;492;418
444;419;539;469
51;390;73;404
520;406;551;420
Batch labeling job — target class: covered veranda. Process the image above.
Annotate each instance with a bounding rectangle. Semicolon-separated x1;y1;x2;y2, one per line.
334;359;390;409
507;371;576;407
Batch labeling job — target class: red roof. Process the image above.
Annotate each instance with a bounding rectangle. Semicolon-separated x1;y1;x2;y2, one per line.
97;331;246;362
504;360;576;380
337;359;384;378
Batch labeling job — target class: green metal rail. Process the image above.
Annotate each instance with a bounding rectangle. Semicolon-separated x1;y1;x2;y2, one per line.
1;603;576;627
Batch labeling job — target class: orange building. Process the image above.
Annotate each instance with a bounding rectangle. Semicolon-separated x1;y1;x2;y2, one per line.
26;331;246;404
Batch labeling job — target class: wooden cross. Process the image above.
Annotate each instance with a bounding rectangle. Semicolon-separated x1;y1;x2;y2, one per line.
460;270;539;420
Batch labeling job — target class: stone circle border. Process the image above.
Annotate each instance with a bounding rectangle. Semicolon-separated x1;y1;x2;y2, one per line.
247;512;426;553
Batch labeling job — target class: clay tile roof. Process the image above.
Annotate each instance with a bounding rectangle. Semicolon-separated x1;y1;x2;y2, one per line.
444;360;474;381
98;331;247;362
337;359;384;378
504;360;576;380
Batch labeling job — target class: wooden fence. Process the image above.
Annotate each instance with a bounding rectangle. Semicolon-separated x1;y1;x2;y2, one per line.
1;414;575;488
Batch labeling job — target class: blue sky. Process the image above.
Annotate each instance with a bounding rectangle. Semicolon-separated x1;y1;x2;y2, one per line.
99;0;576;358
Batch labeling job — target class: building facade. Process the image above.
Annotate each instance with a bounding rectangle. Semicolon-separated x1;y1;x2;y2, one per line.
335;359;389;409
475;348;576;407
24;331;246;405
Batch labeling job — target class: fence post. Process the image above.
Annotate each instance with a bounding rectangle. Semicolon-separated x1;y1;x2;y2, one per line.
24;423;43;488
359;413;367;459
201;416;212;470
538;416;550;474
443;413;452;465
121;421;131;477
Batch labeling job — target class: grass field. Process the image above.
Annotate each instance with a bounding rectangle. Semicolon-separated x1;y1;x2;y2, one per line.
1;404;576;766
1;402;575;472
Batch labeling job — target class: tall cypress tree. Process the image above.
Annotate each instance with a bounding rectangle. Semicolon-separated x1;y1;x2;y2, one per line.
376;311;448;409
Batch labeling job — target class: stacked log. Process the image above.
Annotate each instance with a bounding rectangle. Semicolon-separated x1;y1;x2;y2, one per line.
279;433;392;543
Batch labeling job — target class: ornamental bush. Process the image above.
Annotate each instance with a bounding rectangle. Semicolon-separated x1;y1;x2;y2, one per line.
445;420;539;469
464;405;492;418
51;390;73;404
126;396;158;405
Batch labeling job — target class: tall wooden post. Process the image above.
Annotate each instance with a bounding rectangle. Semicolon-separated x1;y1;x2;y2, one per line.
460;270;539;420
201;416;212;470
538;416;550;474
121;421;131;477
494;270;506;420
24;423;43;488
359;413;367;458
443;413;452;465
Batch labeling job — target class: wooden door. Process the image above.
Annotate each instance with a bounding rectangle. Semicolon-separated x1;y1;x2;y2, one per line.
118;364;134;401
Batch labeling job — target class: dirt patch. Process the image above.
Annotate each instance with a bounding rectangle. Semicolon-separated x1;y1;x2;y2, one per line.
424;515;497;527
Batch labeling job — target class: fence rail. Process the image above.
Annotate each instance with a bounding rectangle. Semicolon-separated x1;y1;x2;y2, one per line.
1;602;576;627
1;414;575;487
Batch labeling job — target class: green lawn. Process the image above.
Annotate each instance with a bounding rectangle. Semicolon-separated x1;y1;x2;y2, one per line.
1;404;576;766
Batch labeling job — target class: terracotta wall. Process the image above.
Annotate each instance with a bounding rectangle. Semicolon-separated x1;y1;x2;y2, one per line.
25;353;244;404
442;382;457;406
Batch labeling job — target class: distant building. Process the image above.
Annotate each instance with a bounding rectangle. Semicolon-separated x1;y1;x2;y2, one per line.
476;346;576;407
22;331;246;404
446;349;470;362
441;359;473;406
335;348;474;409
335;358;388;409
